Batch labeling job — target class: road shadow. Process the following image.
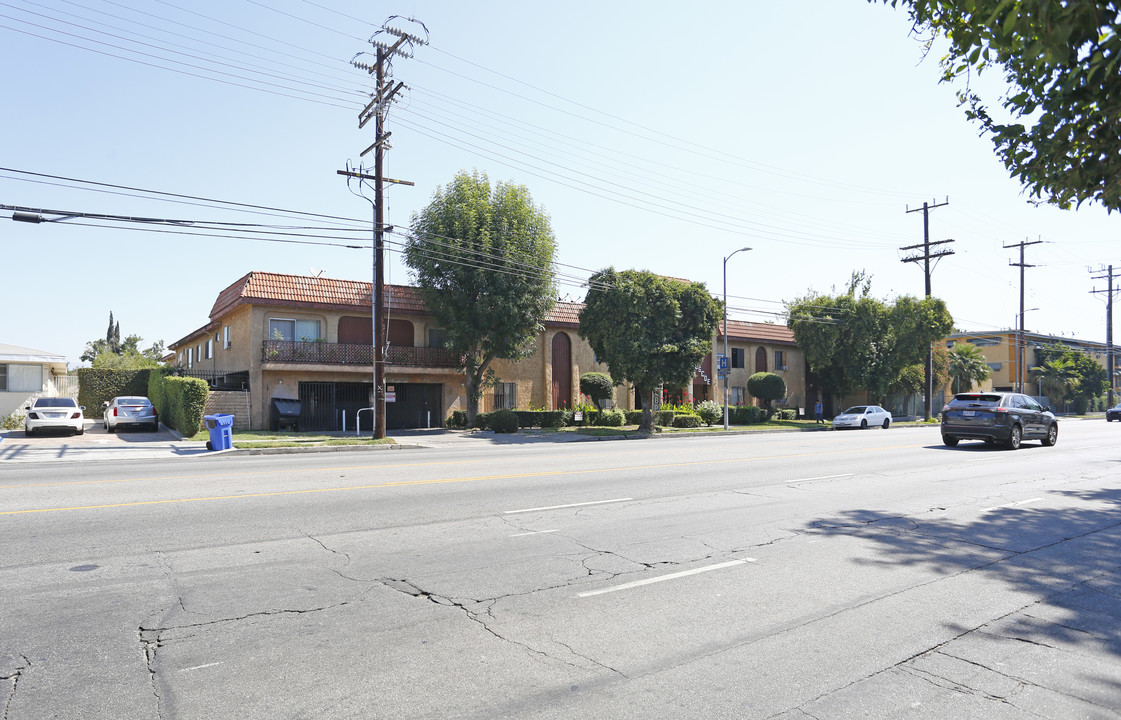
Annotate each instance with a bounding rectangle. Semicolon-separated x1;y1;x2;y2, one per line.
801;486;1121;701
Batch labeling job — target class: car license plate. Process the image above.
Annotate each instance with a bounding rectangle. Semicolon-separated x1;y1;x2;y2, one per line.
963;410;975;417
47;412;64;418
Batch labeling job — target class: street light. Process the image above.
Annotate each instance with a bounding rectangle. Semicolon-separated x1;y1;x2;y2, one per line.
723;247;752;430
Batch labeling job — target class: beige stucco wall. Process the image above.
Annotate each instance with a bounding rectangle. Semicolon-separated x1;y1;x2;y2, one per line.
707;339;806;413
487;327;629;412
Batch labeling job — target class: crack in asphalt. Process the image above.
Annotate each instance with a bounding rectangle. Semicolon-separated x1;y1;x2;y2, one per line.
303;531;366;582
139;629;163;720
2;655;30;720
378;577;629;678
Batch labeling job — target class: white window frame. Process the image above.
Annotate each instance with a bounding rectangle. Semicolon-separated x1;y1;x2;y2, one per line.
187;348;194;368
205;339;214;359
223;325;231;349
731;386;746;406
269;318;321;342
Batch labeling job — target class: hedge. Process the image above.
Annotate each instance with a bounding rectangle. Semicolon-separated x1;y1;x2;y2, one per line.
599;410;625;427
730;405;769;425
490;409;519;433
655;410;675;426
76;368;151;418
148;369;208;437
672;414;702;428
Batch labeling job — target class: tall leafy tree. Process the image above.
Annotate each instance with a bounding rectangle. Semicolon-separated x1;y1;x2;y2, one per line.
81;312;163;365
877;1;1121;211
786;272;953;404
579;269;722;432
947;342;992;394
406;170;557;423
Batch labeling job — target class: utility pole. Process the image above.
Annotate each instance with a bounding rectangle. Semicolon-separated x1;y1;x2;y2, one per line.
901;198;953;420
1005;238;1042;393
339;17;426;439
1091;265;1117;407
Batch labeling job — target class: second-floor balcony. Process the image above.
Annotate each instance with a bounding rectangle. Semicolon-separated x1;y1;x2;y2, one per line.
261;340;460;368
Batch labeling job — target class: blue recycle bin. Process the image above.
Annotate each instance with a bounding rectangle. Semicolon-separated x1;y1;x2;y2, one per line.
204;413;234;451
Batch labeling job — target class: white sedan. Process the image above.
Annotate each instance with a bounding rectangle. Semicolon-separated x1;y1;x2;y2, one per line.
832;405;892;430
24;397;86;436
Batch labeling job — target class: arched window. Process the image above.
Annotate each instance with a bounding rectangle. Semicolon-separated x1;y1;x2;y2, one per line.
755;346;768;373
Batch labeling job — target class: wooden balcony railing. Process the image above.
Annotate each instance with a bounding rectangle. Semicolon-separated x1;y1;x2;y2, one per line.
261;340;460;368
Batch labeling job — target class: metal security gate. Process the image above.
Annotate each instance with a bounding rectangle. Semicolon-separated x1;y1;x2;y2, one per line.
298;382;372;431
385;383;443;429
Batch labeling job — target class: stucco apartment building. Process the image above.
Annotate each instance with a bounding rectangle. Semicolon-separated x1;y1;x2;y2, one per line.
169;271;807;431
943;330;1117;396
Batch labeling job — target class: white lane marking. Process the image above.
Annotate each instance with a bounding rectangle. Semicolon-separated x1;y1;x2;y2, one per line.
577;558;755;598
787;473;853;484
509;529;560;537
180;662;223;672
1070;446;1099;451
504;498;632;515
983;497;1042;513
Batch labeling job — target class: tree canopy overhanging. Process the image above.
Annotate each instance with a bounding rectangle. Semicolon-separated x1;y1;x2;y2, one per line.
878;0;1121;211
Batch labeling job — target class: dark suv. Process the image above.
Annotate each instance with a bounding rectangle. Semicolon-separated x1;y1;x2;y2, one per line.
941;392;1058;450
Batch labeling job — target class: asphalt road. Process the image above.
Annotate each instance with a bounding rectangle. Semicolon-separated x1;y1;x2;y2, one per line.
2;421;1120;718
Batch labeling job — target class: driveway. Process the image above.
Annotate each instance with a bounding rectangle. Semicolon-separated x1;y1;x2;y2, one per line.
0;420;210;463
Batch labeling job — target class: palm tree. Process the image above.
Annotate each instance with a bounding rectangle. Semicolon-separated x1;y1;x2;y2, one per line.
1031;357;1077;401
948;343;992;394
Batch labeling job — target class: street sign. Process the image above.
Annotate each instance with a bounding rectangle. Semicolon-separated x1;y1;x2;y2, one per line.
717;354;729;370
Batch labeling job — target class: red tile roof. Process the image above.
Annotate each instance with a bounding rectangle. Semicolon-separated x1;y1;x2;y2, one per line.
208;271;427;320
180;271;791;349
720;319;797;345
546;301;582;327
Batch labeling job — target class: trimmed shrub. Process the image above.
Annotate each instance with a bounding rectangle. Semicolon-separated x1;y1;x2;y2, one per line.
579;372;615;407
625;410;643;425
472;411;492;430
696;400;722;426
655;410;675;426
776;408;797;420
730;405;768;425
599;410;625;427
514;410;541;428
747;372;788;411
148;369;207;437
78;368;151;418
490;409;519;433
446;410;468;428
541;410;566;428
672;414;702;428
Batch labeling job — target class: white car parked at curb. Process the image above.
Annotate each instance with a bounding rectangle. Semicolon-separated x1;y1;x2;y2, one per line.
832;405;892;430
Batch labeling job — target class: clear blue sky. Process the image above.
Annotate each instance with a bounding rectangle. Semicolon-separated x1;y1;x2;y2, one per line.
2;1;1117;367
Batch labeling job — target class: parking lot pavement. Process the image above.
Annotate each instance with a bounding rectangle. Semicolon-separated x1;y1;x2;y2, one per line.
0;421;210;464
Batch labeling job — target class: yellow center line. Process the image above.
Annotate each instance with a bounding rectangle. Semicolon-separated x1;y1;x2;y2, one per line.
0;448;660;490
0;443;922;516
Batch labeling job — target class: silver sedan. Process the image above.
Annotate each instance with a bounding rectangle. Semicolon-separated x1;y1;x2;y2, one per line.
104;396;159;432
832;405;892;430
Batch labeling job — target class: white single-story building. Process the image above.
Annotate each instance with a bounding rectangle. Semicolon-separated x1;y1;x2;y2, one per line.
0;343;70;418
